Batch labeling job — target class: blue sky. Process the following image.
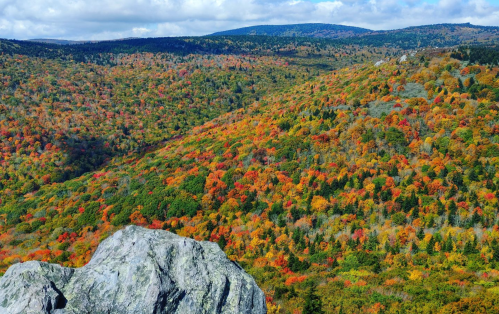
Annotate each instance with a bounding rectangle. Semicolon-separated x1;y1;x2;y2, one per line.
1;0;499;40
310;0;496;3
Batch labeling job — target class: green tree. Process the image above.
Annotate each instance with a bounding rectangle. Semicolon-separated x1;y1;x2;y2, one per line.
411;242;419;254
392;212;406;226
448;200;457;226
303;285;324;314
217;236;227;250
426;236;435;255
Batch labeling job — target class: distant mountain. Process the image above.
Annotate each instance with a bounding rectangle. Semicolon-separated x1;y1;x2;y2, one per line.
20;23;499;49
346;23;499;49
28;37;140;45
2;23;499;63
210;23;372;38
386;22;499;37
211;23;499;46
28;39;99;45
378;23;499;45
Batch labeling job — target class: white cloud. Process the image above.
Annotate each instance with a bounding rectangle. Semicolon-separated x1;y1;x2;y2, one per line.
316;1;343;12
132;27;152;36
0;0;498;40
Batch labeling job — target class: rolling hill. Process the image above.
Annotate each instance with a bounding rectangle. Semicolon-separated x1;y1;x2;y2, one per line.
1;23;497;64
211;23;499;48
2;23;499;313
27;39;99;45
211;23;372;38
27;37;140;45
1;45;499;312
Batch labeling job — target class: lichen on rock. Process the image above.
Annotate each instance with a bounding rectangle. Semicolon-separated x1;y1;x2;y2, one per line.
0;226;267;314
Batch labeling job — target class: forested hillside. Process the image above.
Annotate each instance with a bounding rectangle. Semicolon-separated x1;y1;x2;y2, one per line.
2;24;499;313
3;23;499;64
1;45;499;313
352;23;499;50
212;23;499;49
0;52;322;202
0;36;403;72
211;23;371;38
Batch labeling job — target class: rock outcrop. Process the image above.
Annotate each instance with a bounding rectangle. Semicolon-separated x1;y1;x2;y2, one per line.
0;226;267;314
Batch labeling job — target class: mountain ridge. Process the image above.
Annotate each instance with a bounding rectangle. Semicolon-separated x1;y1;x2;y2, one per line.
20;22;499;45
210;22;499;39
27;37;141;45
210;23;372;38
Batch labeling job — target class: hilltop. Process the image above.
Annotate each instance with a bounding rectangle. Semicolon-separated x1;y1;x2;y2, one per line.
211;23;372;39
1;23;498;64
212;23;499;48
27;37;141;45
27;39;99;45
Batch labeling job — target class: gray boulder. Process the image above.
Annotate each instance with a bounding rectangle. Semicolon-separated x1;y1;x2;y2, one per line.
0;226;267;314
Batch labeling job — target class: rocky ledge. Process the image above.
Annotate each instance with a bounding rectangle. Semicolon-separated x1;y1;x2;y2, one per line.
0;225;266;314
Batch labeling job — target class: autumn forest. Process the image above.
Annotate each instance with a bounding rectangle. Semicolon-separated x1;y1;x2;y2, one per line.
1;27;499;313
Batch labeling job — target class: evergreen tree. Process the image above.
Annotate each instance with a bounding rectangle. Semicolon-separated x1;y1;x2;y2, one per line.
463;240;474;255
411;242;419;254
469;169;479;181
288;252;298;270
471;210;481;225
277;214;286;228
437;200;445;216
389;166;399;177
303;285;324;314
443;235;453;252
292;228;302;244
428;167;437;179
334;240;342;250
364;233;379;251
440;166;448;179
428;216;435;228
384;241;391;252
309;241;316;255
458;78;464;91
448;200;457;226
206;220;215;233
217;236;227;250
463;235;479;255
411;208;419;220
492;241;499;262
288;252;310;272
382;206;388;218
331;258;339;268
426;236;435;255
417;228;425;240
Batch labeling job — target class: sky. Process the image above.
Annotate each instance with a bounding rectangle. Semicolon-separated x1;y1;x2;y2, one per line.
1;0;499;40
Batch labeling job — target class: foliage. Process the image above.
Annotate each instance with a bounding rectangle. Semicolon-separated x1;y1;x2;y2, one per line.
2;38;499;313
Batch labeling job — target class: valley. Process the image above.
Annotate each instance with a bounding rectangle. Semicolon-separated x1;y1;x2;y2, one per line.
1;23;499;313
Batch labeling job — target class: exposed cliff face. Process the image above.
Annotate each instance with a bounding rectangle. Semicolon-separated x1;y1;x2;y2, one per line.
0;226;267;314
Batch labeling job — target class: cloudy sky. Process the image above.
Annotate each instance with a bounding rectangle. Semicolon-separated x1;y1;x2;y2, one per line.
0;0;498;40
